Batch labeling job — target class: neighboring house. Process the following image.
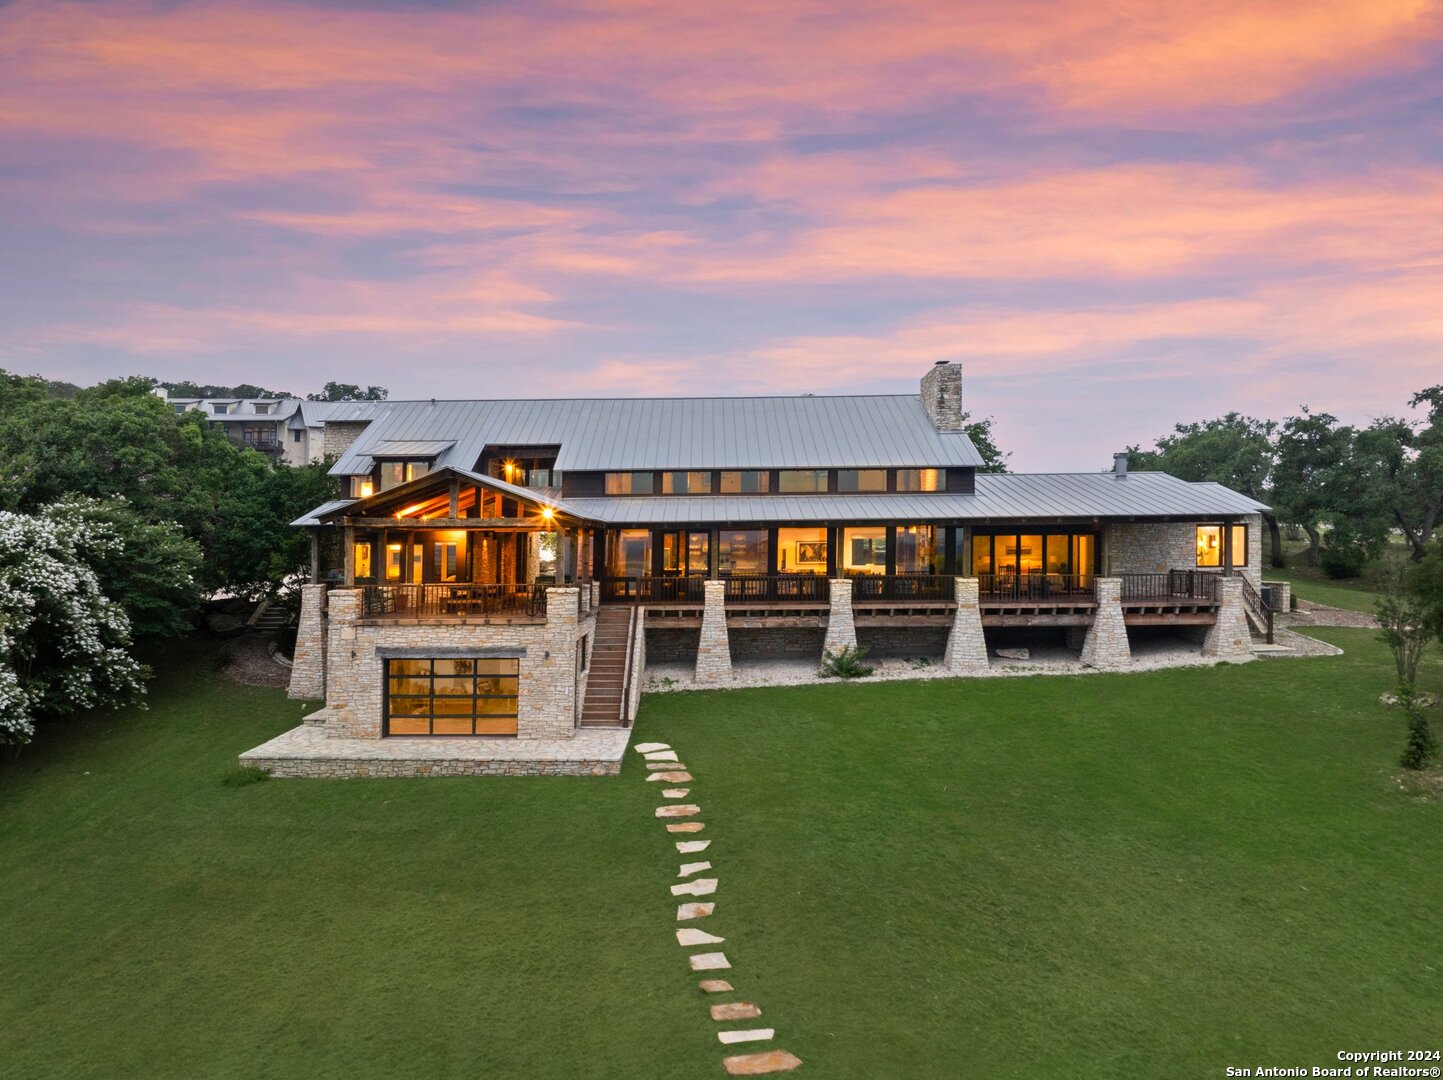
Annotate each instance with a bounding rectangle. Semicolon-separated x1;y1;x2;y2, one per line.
244;361;1276;779
161;393;389;465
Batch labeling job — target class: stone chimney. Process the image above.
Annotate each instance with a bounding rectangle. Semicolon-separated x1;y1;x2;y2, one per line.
921;360;963;432
1113;452;1129;478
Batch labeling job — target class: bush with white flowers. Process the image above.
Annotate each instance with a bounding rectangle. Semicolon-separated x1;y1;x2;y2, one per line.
0;506;145;745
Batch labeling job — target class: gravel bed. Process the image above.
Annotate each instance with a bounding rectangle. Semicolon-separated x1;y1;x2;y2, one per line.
642;636;1231;694
220;632;292;689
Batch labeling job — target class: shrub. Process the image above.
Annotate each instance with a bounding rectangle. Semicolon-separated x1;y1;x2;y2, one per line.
820;645;875;679
221;766;270;787
1320;543;1367;579
1397;686;1438;771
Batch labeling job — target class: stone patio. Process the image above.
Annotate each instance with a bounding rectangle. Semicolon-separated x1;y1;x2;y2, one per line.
239;722;631;778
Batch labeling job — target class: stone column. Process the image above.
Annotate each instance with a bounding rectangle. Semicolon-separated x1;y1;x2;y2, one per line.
942;577;988;672
823;578;857;657
1203;576;1255;662
695;580;732;682
287;584;329;699
1263;580;1291;614
529;586;580;739
1080;577;1131;670
323;589;373;737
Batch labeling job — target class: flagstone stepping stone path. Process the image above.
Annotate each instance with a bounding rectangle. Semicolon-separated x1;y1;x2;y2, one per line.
632;741;802;1075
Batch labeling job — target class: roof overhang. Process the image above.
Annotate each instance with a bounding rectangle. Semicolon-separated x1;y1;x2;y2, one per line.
303;465;600;528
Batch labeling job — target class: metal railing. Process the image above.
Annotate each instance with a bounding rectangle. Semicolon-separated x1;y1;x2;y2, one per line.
599;575;707;603
849;573;951;602
976;573;1095;603
1237;573;1274;644
724;574;830;603
1118;571;1219;603
360;583;547;619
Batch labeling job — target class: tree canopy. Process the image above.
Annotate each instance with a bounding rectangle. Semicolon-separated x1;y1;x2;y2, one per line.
307;382;389;402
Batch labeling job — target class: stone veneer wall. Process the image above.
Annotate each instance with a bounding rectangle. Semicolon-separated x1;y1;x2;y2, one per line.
322;420;372;460
1104;514;1263;586
731;627;826;660
625;608;646;723
646;627;702;663
288;583;328;699
243;756;622;779
822;578;857;654
319;587;591;740
856;626;948;659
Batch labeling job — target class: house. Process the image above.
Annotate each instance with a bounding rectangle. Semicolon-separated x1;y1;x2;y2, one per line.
161;394;388;465
241;361;1277;778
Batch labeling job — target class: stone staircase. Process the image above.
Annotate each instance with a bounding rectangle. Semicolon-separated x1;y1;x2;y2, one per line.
580;606;634;728
250;597;293;632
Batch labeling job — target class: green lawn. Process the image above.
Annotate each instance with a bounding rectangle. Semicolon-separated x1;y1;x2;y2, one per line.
1264;564;1383;613
4;633;1441;1079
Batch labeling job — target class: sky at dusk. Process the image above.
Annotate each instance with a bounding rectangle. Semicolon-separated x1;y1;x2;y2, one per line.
3;0;1442;470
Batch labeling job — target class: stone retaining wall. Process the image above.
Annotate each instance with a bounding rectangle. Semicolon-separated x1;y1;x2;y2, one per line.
647;626;702;663
731;627;826;660
246;756;620;778
856;625;948;658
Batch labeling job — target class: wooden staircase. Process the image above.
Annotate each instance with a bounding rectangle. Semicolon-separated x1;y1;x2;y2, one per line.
580;606;635;728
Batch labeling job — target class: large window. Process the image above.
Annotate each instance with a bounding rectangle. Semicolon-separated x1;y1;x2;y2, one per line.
896;468;944;492
778;469;828;493
661;531;710;575
895;526;938;573
837;469;887;493
971;531;1098;578
605;472;655;495
842;527;887;574
379;460;430;491
718;530;768;574
778;528;828;574
1196;524;1247;568
719;471;770;494
350;476;375;498
385;657;519;736
607;529;652;576
661;471;712;494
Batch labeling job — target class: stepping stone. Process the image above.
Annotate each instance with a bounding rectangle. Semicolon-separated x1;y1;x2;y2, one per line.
995;647;1030;661
656;804;700;819
688;951;731;971
718;1029;773;1045
676;928;725;946
677;902;715;920
711;1002;762;1021
672;878;718;897
647;761;686;771
666;822;705;834
676;840;711;854
723;1050;803;1076
699;979;733;993
634;742;670;754
646;772;692;783
662;788;689;798
678;861;712;877
644;750;679;762
715;1028;773;1045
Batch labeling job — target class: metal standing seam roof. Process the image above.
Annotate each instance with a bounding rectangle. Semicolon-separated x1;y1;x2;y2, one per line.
292;471;1268;528
328;395;986;476
560;472;1270;525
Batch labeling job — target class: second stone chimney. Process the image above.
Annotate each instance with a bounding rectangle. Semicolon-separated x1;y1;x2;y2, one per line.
921;360;963;432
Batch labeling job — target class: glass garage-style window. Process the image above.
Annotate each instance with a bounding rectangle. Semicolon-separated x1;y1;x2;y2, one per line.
842;527;887;574
385;657;520;736
718;530;769;575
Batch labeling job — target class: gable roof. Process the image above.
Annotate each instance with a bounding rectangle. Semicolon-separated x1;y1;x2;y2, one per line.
330;395;985;475
295;465;595;527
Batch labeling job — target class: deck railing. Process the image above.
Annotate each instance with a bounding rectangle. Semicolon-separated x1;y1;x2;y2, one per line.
599;575;707;603
724;574;830;603
1118;571;1219;603
849;573;952;602
976;573;1095;603
360;583;546;619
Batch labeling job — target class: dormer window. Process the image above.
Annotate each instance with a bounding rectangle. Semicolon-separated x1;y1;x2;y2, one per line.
212;403;229;415
254;403;272;415
379;460;431;491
